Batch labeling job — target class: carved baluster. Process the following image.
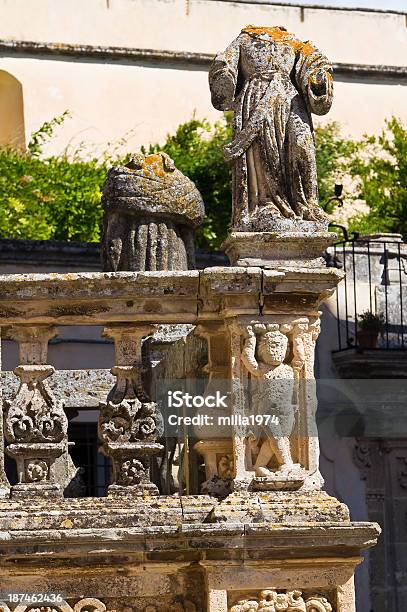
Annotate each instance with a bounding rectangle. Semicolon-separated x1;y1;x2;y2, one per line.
98;324;163;496
194;323;233;497
4;325;67;498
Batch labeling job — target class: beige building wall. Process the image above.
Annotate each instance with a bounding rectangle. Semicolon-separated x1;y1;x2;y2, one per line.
0;69;25;148
0;0;406;155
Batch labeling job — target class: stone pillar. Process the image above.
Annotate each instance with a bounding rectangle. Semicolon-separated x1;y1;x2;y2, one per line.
194;323;233;496
98;324;163;495
4;325;67;498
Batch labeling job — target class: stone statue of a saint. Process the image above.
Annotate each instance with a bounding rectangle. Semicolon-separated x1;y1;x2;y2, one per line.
209;26;333;231
241;323;305;487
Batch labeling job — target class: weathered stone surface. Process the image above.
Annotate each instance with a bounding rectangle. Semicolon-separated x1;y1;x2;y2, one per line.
102;153;205;271
0;267;342;325
222;315;324;493
229;590;333;611
1;368;115;407
0;18;380;605
209;26;333;232
223;231;335;269
211;491;350;524
4;326;68;498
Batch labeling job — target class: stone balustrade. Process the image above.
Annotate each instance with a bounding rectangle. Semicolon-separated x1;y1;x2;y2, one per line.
0;266;380;612
0;267;341;498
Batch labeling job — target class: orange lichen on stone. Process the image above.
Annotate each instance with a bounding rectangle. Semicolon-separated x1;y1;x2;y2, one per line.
242;25;317;57
142;154;166;179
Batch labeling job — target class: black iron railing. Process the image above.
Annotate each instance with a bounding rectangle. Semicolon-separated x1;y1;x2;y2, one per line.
329;234;407;352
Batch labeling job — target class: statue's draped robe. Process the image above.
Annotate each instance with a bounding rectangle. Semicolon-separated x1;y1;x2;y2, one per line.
209;28;333;227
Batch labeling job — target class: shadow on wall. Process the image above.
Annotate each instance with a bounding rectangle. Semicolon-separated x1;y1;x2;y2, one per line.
0;70;25;149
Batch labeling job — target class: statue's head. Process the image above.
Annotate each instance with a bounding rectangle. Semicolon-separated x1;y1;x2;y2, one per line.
257;330;288;366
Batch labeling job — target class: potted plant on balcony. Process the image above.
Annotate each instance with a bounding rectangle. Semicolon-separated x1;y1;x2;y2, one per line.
357;311;385;349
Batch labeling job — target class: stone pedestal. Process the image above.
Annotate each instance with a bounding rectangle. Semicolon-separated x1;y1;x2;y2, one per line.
6;441;65;499
105;441;162;496
222;231;334;269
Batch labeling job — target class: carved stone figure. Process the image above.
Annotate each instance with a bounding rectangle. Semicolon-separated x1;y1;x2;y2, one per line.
102;152;205;271
209;26;333;231
241;322;306;488
229;590;332;612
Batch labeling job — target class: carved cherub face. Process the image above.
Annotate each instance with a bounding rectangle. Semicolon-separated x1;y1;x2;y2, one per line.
257;330;288;365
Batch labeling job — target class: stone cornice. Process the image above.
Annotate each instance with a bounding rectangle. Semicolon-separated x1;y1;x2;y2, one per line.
0;267;342;325
0;501;380;559
0;39;406;81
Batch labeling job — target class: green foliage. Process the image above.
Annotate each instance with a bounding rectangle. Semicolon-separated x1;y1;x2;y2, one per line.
28;111;71;157
143;116;233;248
314;122;357;212
0;113;109;241
358;310;384;333
347;117;407;238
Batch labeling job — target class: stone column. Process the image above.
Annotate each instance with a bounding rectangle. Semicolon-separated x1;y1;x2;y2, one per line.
4;325;67;498
98;324;163;496
194;323;233;496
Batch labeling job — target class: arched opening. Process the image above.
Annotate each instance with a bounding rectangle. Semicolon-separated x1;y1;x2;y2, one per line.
0;70;25;149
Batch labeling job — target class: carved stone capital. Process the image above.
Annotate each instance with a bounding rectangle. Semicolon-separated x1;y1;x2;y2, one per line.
103;324;155;366
8;324;57;365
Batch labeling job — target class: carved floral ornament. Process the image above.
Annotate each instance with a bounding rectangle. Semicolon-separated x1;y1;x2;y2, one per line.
98;396;162;444
25;459;49;482
0;599;197;612
4;365;67;445
0;599;106;612
229;590;332;612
